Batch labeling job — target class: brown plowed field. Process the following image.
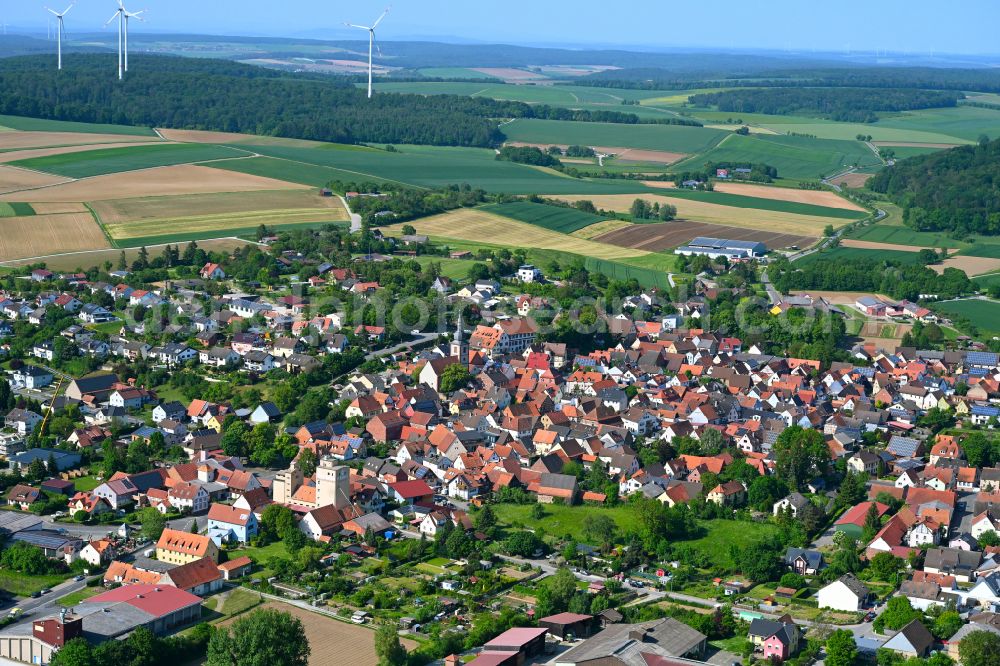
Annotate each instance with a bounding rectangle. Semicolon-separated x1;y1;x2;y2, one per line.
594;220;815;252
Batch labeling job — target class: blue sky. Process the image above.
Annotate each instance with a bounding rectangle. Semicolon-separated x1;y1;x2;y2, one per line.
6;0;999;55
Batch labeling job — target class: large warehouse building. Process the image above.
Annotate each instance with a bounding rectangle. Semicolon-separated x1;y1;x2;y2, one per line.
674;237;767;260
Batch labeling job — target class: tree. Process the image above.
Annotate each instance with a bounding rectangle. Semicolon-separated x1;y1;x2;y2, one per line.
139;507;167;542
876;597;921;632
374;624;408;666
298;449;317;478
838;471;868;508
48;638;94;666
400;225;416;237
261;504;297;542
582;514;617;551
773;426;830;490
825;629;858;666
979;530;1000;548
747;475;788;511
932;610;963;640
206;608;310;666
503;530;543;557
437;363;472;394
27;457;46;483
869;552;902;582
737;542;782;583
699;428;724;455
474;505;497;533
959;629;1000;666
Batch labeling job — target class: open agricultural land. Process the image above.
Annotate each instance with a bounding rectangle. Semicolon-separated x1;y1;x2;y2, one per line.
934;298;1000;335
594;220;817;253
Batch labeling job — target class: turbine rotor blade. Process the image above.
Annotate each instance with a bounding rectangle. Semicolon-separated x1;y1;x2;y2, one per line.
62;3;74;16
345;23;370;30
105;11;121;26
46;7;60;17
371;7;390;29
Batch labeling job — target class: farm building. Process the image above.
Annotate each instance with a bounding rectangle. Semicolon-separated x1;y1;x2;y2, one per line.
674;237;766;260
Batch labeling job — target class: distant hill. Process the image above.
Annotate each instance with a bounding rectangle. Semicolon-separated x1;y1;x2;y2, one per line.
869;138;1000;235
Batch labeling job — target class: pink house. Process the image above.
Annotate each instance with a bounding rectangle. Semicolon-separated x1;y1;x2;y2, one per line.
762;624;799;662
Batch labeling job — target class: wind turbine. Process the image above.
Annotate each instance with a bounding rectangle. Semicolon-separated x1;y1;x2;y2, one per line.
345;7;390;99
106;1;144;80
45;4;74;70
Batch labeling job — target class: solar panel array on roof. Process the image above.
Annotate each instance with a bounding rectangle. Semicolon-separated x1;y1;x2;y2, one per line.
966;351;999;367
11;529;78;550
688;237;767;252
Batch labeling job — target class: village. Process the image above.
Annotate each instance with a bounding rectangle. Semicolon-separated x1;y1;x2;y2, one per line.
0;225;993;666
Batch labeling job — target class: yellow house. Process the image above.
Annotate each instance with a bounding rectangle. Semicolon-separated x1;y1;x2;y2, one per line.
156;528;219;565
204;414;225;432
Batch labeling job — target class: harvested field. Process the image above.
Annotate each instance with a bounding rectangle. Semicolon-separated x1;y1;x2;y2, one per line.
791;290;893;305
550;193;842;237
92;190;345;225
95;189;348;243
155;128;326;148
0;212;108;261
29;202;89;214
703;124;779;135
0;131;158;151
0;165;69;194
572;219;634;239
642;181;676;189
933;256;1000;276
0;165;307;202
217;601;416;666
0;141;170;164
1;238;252;270
829;172;872;188
383;209;652;261
593;219;815;252
711;182;866;211
841;239;921;252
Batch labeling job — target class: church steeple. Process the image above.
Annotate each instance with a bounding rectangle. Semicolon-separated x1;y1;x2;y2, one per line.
451;313;468;365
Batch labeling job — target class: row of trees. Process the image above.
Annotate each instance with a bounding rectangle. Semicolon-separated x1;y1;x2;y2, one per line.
688;88;960;123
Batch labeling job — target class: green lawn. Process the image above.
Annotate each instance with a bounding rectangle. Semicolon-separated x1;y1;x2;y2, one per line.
847;223;966;249
0;114;158;136
680;520;781;568
502;118;729;154
0;570;70;597
71;475;102;492
12;143;251;178
57;587;102;607
493;503;634;542
217;588;262;617
934;299;1000;335
229;540;288;564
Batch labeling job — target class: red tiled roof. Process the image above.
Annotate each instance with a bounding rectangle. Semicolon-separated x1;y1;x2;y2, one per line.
85;584;202;618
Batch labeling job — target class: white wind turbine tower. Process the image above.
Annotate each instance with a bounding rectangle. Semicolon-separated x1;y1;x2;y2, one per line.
45;4;74;71
106;1;144;80
345;7;390;99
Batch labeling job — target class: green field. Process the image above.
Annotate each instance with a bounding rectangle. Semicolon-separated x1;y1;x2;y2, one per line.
884;145;951;160
796;246;925;265
974;273;1000;290
13;143;250;178
212;144;649;195
417;67;500;79
502;118;728;153
874;106;1000;143
672;133;883;180
959;243;1000;259
483;201;607;233
0;203;34;217
112;220;347;248
57;587;102;607
0;114;158;136
934;299;1000;334
848;224;965;249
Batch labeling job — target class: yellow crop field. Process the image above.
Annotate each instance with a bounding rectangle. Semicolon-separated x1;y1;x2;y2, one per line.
383;208;653;261
0;212;109;261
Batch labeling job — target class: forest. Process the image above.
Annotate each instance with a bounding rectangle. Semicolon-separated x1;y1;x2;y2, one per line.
577;66;1000;93
771;257;973;301
868;137;1000;234
687;88;960;123
0;54;683;148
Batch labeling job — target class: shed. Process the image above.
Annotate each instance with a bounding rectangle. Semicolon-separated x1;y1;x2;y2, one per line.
539;612;597;639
